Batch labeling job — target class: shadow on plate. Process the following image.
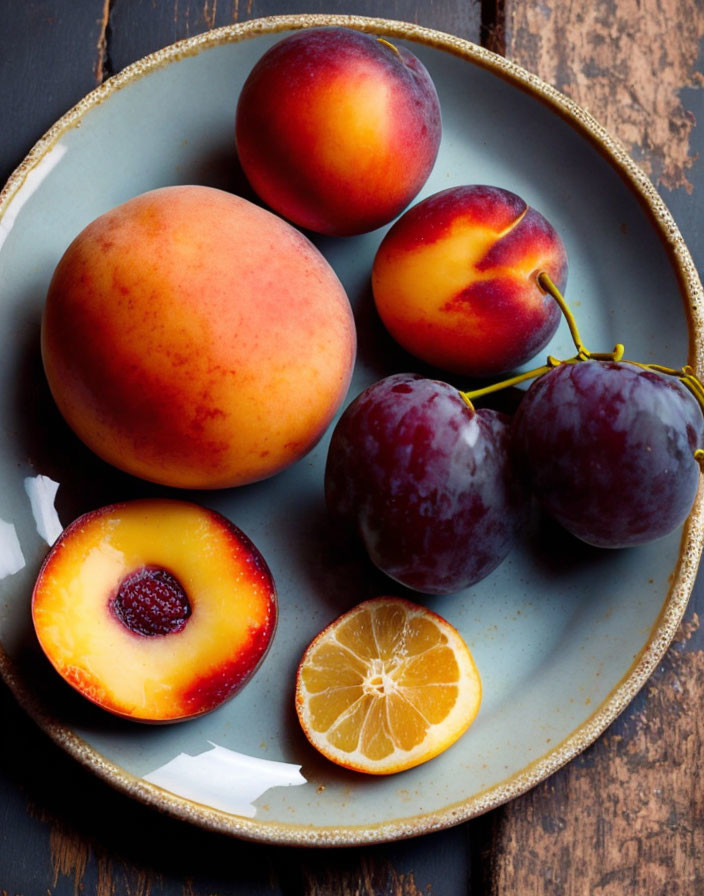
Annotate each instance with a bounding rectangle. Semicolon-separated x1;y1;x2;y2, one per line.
183;142;260;203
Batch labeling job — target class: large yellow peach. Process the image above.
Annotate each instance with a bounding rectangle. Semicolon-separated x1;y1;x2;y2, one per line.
41;186;356;488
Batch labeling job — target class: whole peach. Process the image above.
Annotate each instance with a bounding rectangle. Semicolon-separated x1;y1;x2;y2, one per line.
235;27;442;236
41;185;356;489
371;185;568;377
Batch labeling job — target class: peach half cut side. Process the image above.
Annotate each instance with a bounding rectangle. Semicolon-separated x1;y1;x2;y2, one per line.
31;499;277;723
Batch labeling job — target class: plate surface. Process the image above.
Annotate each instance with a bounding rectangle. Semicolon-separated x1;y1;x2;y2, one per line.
1;15;703;846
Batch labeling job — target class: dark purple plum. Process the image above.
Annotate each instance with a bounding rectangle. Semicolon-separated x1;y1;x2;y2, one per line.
324;373;525;594
511;360;704;547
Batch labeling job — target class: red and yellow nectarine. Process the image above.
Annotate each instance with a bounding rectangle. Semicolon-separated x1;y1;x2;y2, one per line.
41;185;356;488
31;499;277;722
372;185;568;376
235;27;442;236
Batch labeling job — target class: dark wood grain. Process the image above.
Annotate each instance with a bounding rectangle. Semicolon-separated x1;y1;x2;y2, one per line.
482;614;704;895
104;0;480;75
0;5;485;895
0;670;474;895
0;6;484;893
0;1;106;183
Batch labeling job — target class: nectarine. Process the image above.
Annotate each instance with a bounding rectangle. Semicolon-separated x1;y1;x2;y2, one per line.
235;27;442;236
31;499;277;722
371;185;568;376
41;185;356;488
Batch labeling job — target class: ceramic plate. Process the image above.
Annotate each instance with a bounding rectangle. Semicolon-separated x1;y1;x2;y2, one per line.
1;15;702;846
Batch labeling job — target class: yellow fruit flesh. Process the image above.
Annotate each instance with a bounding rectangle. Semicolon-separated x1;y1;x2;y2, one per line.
33;500;274;720
297;598;481;774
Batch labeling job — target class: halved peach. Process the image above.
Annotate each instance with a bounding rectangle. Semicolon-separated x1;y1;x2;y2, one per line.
31;499;276;722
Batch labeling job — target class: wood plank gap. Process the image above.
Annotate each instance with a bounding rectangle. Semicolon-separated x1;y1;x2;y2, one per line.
94;0;116;83
467;815;501;896
480;0;505;56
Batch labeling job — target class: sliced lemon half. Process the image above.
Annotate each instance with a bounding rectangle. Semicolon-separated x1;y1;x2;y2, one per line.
295;596;481;775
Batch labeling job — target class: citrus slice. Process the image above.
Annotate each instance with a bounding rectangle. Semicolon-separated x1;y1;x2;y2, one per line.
295;596;481;774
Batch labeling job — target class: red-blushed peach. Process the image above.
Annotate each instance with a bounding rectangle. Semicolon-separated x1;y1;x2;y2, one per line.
235;27;442;236
31;499;277;723
371;185;569;376
41;185;356;489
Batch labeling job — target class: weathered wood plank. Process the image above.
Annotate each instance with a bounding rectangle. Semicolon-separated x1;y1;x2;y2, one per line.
486;613;704;894
0;690;53;894
1;666;473;896
104;0;481;73
0;7;484;893
298;825;472;896
503;0;704;192
0;679;286;896
7;2;704;894
0;1;106;184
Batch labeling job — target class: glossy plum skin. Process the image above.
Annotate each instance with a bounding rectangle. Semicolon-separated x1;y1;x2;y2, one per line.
372;185;568;376
511;361;704;547
235;27;442;236
325;374;524;594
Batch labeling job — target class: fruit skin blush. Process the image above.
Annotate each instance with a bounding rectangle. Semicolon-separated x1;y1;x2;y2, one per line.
41;185;355;490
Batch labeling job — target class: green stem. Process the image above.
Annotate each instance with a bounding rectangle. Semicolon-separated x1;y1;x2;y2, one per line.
537;272;625;362
460;273;623;406
459;270;704;454
537;272;586;356
377;38;401;56
460;362;554;407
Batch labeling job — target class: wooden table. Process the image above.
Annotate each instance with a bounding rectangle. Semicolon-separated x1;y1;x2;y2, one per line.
1;2;703;892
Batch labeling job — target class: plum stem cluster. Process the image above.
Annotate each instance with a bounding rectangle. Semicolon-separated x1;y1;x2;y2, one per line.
460;272;704;470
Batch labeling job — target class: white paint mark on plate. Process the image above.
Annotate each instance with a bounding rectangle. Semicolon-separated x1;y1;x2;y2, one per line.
144;742;306;817
24;475;63;545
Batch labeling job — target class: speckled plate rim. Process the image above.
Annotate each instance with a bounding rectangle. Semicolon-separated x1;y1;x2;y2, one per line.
1;13;703;848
